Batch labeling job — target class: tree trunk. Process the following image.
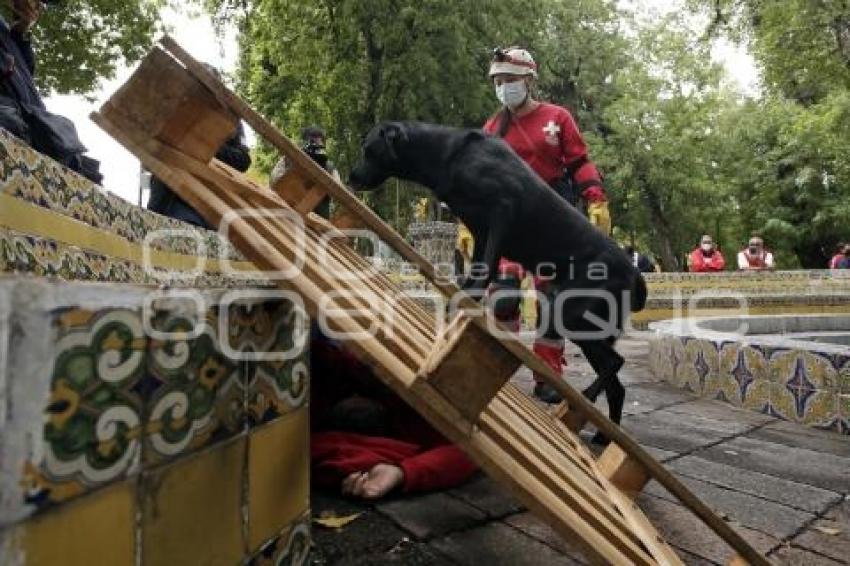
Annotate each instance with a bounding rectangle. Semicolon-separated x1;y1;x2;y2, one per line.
640;183;679;271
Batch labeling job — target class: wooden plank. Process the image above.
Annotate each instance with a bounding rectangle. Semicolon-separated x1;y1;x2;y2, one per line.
480;401;655;564
598;444;651;500
93;111;425;381
272;167;311;207
331;209;363;231
295;184;328;216
419;316;520;422
102;47;237;163
553;401;589;433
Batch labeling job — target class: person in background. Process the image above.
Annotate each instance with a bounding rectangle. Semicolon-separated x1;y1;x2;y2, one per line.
737;236;775;271
829;243;846;269
483;47;611;404
689;235;726;272
624;245;657;274
0;0;102;184
147;120;251;229
836;244;850;269
270;125;341;219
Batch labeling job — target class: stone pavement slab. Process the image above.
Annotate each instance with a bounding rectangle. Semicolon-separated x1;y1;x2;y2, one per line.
768;545;844;565
790;499;850;563
747;420;850;458
696;436;850;493
637;494;780;563
621;412;732;453
620;382;697;415
310;493;420;565
666;455;842;514
447;475;524;519
664;398;778;428
430;522;583;566
376;492;487;541
644;475;814;538
648;407;763;436
502;512;588;562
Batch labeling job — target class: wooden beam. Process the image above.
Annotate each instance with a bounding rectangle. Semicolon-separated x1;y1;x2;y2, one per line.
553;402;589;434
598;443;651;500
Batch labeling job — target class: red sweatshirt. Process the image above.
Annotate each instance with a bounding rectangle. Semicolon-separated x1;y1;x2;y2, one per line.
484;102;606;203
310;338;477;493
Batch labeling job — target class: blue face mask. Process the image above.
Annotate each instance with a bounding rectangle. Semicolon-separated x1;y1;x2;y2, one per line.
496;80;527;108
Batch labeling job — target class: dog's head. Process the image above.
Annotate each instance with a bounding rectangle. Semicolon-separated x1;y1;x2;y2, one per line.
349;122;410;190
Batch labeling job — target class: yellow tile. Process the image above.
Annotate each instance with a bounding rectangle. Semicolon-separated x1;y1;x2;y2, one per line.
17;480;135;566
248;408;309;551
142;436;245;566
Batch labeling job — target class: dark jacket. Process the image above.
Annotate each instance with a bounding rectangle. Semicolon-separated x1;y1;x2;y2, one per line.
0;17;102;184
147;125;252;229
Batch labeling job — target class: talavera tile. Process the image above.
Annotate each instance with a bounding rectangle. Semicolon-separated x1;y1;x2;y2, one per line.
10;479;135;566
24;307;144;511
142;299;242;467
678;339;719;395
228;297;309;426
142;436;245;566
244;512;311;566
248;409;310;552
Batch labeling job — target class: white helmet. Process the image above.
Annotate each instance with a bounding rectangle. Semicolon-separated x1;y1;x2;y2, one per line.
488;47;538;79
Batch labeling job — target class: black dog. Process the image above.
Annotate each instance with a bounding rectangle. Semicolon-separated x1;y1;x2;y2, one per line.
350;122;647;439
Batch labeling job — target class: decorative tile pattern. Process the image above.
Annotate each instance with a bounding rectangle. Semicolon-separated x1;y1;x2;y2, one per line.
4;279;311;524
0;129;242;260
142;308;241;466
245;513;311;566
23;309;145;510
678;339;719;395
650;316;847;434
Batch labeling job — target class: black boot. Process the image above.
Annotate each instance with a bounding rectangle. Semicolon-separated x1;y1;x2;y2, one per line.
533;382;563;404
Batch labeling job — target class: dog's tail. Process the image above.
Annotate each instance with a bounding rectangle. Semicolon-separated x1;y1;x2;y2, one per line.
630;273;648;312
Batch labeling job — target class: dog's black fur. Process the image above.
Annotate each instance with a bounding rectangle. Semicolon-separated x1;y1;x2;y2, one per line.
350;121;648;433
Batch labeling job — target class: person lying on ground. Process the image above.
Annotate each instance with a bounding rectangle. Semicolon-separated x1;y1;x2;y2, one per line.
310;333;477;500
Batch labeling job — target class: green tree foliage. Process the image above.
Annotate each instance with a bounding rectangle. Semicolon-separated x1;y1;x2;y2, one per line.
0;0;166;95
205;0;628;232
208;0;848;269
687;0;850;267
585;17;735;270
688;0;850;102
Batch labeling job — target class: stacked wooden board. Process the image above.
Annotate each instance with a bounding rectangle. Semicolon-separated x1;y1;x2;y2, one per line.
92;37;768;565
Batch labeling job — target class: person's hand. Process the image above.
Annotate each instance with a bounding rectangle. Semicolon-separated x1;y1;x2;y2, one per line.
341;463;405;500
11;0;42;33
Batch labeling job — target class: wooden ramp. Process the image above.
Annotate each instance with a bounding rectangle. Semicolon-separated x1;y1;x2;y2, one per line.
92;38;768;566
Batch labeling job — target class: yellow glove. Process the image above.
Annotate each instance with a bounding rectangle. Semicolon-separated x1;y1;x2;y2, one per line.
587;201;612;236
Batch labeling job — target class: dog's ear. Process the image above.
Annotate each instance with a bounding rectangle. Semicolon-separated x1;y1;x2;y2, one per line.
380;123;409;161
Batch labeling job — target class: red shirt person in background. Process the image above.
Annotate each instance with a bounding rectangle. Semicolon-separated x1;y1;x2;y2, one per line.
482;47;610;405
829;243;845;269
310;335;477;500
737;236;775;271
689;235;726;272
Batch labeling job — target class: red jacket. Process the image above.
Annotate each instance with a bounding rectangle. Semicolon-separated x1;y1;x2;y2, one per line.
690;248;726;272
484;103;606;203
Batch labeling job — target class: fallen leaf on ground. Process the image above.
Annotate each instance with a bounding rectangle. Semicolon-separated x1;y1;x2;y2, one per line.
313;512;363;529
813;526;842;536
